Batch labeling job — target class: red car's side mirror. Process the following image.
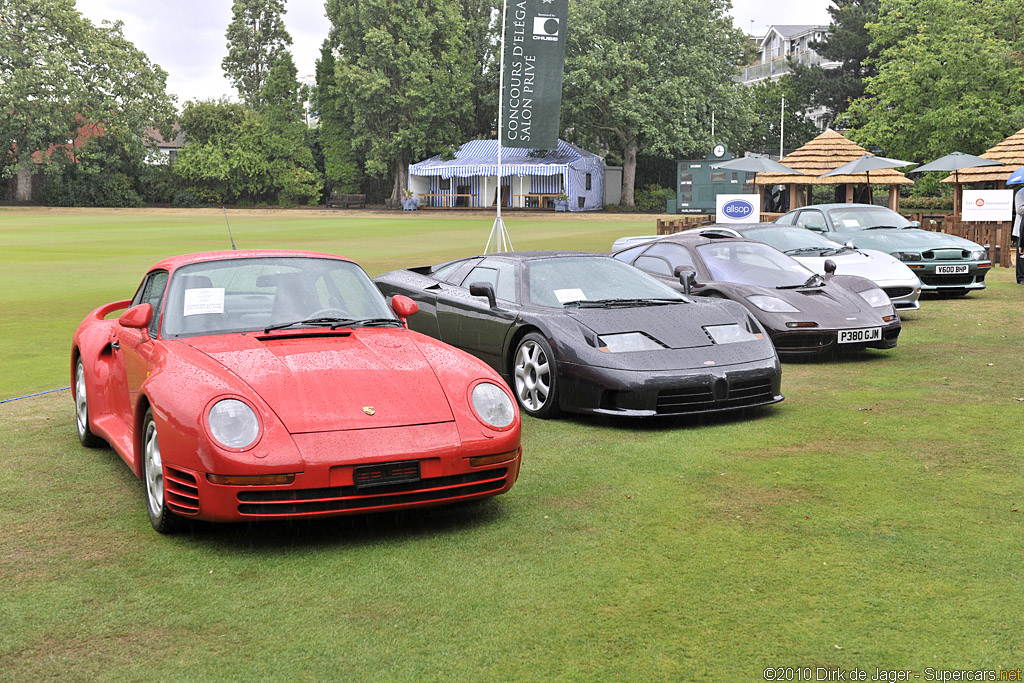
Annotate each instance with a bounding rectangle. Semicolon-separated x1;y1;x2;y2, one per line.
391;295;419;324
119;303;153;330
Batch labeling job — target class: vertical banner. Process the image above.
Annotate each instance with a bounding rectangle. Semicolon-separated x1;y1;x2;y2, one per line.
501;0;568;150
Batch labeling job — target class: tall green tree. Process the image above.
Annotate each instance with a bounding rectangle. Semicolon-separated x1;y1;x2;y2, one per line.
314;43;361;194
222;0;292;108
458;0;500;140
0;0;174;180
844;0;1024;160
788;0;879;128
562;0;748;205
325;0;474;200
174;94;319;207
261;53;321;205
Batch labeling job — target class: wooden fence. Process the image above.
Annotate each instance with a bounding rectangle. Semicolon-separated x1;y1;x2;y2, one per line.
656;211;1012;268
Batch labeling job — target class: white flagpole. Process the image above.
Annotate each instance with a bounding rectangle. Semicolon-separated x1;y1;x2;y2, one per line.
779;95;785;159
486;0;514;254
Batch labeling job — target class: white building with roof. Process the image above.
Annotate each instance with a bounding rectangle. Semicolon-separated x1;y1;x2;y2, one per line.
737;25;839;85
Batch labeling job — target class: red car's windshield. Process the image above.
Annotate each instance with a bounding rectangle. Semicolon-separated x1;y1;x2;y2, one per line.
160;257;395;337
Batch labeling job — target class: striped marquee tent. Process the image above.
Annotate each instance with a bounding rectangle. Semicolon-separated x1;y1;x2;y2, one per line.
409;139;605;211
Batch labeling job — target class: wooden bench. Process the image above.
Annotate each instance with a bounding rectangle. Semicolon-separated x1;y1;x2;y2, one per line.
326;192;366;209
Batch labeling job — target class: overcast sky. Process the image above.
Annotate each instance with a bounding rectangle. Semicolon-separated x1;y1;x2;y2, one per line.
73;0;835;105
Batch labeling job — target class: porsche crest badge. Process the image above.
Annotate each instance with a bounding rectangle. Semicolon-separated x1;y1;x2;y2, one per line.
362;406;376;416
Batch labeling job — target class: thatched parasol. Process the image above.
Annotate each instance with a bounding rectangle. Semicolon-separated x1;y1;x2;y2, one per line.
939;128;1024;186
754;129;914;187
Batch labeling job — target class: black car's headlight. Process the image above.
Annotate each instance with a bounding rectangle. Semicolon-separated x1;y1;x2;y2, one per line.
597;332;666;352
207;398;261;449
891;251;922;262
703;323;761;344
857;287;890;308
746;295;799;313
471;382;515;429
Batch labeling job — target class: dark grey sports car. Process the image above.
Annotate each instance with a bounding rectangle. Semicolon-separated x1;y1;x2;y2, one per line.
374;251;783;419
611;232;902;357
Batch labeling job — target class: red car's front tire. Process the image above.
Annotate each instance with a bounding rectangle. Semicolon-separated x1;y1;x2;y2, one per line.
143;409;182;534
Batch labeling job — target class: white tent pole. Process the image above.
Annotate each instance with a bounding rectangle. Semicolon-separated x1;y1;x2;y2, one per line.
486;0;513;254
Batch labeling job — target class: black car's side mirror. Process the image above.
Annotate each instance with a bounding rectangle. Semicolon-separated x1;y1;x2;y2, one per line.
824;259;837;275
469;282;497;308
674;265;697;296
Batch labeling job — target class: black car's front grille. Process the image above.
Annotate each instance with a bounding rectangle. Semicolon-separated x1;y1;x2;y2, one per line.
920;275;974;286
656;379;776;415
882;286;914;298
772;333;830;350
236;469;508;516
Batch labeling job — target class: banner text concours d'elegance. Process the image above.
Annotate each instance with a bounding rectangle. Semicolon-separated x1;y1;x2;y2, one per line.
501;0;568;150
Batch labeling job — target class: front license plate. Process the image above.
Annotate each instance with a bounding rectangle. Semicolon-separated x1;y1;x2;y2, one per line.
353;460;421;489
838;327;882;344
935;264;969;275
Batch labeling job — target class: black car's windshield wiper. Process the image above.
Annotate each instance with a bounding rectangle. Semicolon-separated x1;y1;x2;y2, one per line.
785;247;828;255
563;297;684;308
777;273;824;289
264;316;402;333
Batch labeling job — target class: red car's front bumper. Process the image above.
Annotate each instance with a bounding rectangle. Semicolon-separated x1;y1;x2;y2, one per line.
163;422;521;523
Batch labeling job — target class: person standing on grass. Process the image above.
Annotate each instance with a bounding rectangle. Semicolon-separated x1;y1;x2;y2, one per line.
1014;184;1024;284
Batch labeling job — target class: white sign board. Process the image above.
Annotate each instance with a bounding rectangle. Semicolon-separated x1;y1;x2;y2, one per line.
962;189;1013;222
715;194;759;224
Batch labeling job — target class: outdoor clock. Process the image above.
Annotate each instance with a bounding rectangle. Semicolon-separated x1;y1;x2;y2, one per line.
712;143;727;158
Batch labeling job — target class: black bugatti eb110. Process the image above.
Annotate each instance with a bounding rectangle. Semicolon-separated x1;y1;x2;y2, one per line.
374;251;783;419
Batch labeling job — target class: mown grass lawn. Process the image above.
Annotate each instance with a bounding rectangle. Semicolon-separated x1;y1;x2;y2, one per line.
2;208;1023;680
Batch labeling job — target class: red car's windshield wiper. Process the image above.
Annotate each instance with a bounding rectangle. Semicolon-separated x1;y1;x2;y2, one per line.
264;317;402;333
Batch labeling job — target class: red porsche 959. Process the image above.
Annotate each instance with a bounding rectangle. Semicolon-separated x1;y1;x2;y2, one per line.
71;250;521;533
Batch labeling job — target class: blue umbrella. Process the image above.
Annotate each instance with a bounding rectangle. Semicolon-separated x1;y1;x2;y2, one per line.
1006;166;1024;186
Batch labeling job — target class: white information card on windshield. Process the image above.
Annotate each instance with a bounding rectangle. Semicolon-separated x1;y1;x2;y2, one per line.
183;288;225;316
554;288;586;304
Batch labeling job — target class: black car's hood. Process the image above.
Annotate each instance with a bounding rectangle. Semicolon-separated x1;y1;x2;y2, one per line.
564;300;739;349
558;299;779;371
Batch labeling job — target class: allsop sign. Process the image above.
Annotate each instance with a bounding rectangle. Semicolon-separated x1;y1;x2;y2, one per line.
501;0;568;150
716;194;759;224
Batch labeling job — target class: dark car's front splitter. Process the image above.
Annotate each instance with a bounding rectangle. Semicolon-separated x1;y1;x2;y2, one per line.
556;358;783;417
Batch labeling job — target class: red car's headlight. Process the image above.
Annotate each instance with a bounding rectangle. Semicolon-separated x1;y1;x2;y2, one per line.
471;382;515;429
207;398;261;449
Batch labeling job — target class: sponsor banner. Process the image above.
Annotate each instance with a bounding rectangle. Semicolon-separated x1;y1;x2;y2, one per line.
501;0;568;150
962;189;1013;222
715;194;759;224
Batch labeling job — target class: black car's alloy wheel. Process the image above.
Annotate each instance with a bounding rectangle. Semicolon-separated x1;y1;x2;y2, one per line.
513;333;559;419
